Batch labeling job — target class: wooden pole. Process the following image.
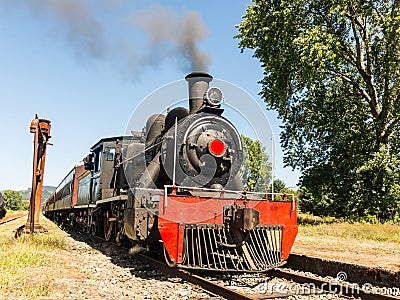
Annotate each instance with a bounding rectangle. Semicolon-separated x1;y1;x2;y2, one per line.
24;115;51;234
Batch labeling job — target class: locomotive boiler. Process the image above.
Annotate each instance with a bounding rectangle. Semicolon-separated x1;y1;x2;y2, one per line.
43;72;298;272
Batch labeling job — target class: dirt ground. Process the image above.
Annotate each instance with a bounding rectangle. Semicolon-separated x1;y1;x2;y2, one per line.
292;228;400;272
0;216;215;299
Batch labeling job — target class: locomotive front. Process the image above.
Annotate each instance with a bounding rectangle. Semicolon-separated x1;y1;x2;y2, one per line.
125;72;298;272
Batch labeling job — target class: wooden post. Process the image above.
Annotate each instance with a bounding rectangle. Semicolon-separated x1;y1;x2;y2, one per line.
24;115;51;234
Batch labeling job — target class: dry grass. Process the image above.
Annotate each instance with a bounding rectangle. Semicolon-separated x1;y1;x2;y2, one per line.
0;215;66;299
293;214;400;271
299;222;400;243
297;213;338;225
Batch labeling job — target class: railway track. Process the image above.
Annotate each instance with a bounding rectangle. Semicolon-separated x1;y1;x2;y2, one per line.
137;253;255;300
126;249;400;299
153;262;400;300
0;214;26;225
137;253;400;300
59;221;400;300
268;269;400;300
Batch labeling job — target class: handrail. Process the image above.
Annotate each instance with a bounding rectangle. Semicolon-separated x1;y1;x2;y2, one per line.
132;185;295;203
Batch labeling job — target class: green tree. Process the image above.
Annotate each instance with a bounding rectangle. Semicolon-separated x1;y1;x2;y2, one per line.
3;190;23;211
268;178;292;200
237;0;400;221
241;135;272;192
272;179;286;193
20;200;30;211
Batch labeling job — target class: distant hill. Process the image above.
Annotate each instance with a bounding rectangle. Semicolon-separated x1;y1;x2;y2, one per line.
18;186;56;203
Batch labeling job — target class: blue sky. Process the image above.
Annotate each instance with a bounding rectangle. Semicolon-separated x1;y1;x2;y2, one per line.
0;0;301;190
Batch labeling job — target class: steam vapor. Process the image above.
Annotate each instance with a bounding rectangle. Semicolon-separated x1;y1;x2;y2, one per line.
132;4;210;71
3;0;210;75
22;0;107;59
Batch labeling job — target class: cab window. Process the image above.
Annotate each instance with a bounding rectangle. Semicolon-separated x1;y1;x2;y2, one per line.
94;150;102;173
105;147;116;161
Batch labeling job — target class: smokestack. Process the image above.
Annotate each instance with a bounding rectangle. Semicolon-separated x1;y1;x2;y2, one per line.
185;72;213;114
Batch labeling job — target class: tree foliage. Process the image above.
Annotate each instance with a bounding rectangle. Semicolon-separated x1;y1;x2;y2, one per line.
237;0;400;221
241;135;272;192
3;190;23;211
268;179;299;201
271;178;286;193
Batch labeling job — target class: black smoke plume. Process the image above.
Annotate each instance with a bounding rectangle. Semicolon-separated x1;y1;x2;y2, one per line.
2;1;210;75
131;4;210;71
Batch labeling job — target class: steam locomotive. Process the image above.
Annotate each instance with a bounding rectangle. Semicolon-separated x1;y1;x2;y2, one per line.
43;72;297;272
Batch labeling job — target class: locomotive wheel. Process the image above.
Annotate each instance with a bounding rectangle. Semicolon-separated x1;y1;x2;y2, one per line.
91;216;98;236
85;218;91;233
91;224;97;236
104;211;115;241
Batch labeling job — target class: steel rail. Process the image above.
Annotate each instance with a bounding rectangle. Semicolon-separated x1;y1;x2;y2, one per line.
137;253;257;300
0;215;26;226
87;232;268;299
268;269;400;300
